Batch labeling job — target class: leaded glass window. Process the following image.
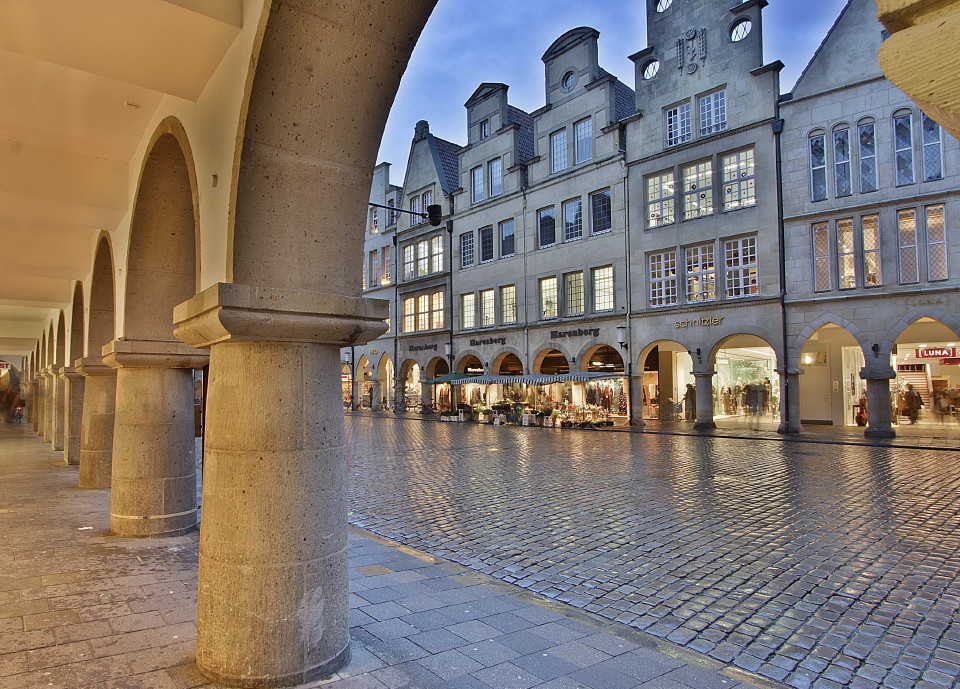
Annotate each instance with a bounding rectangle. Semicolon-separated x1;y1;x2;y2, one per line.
926;204;947;280
922;113;943;182
813;222;831;292
894;114;914;186
564;272;584;316
858;122;877;193
837;218;856;289
810;134;827;201
590;189;612;234
724;236;758;298
834;129;852;197
862;215;881;287
538;207;556;247
563;199;582;242
898;209;919;283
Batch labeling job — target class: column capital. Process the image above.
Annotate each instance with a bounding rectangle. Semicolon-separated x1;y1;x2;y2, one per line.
41;367;56;378
860;365;896;380
776;368;804;377
692;368;716;377
173;282;388;349
102;338;208;370
75;357;117;377
61;366;82;381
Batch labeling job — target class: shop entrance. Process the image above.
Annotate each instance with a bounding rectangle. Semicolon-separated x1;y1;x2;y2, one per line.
426;357;450;410
533;349;571;412
377;355;394;409
712;335;780;426
892;317;960;426
398;359;421;410
639;341;691;421
458;355;485;407
356;355;373;409
583;345;628;418
798;323;863;426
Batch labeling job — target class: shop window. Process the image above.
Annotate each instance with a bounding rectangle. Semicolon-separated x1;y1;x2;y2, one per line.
402;297;415;333
922;113;943;181
551;129;568;173
574;117;593;164
894;113;914;186
812;222;831;292
666;102;691;146
563;199;582;242
479;226;494;263
500;285;517;324
538;207;556;248
722;148;755;210
649;251;677;307
834;127;852;197
460;232;474;269
461;293;476;329
858;121;877;193
431;291;444;329
540;277;558;319
699;90;726;136
685;244;715;302
416;294;430;331
590;189;612;234
647;171;675;228
861;214;881;286
564;272;584;316
926;204;948;280
898;209;919;283
480;289;495;327
809;132;827;201
430;235;443;274
682;160;713;219
592;266;614;312
402;244;415;281
837;218;856;289
471;166;484;203
489;158;502;197
499;219;515;257
724;236;758;298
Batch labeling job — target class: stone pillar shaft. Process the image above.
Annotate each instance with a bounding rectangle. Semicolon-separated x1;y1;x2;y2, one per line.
862;365;897;439
693;370;716;430
627;364;645;427
63;369;84;465
77;359;117;489
31;380;39;432
777;369;803;434
52;369;65;451
42;372;54;442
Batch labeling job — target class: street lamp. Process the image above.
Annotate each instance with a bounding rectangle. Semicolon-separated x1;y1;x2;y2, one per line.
616;326;628;350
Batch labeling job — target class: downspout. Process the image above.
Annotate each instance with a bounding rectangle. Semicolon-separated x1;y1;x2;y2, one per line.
392;234;401;412
773;98;791;433
620;129;633;421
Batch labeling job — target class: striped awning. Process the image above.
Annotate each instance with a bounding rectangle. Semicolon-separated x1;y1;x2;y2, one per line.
446;372;625;385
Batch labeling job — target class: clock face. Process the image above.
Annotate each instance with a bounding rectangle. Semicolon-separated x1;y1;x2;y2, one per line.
562;71;577;91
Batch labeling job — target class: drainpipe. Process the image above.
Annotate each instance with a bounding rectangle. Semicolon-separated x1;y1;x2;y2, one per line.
772;97;794;434
392;234;401;412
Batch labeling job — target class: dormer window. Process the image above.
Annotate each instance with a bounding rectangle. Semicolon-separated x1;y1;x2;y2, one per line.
561;71;577;91
479;119;490;140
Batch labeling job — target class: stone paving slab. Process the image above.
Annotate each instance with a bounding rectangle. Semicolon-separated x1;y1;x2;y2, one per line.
345;415;960;689
0;423;775;689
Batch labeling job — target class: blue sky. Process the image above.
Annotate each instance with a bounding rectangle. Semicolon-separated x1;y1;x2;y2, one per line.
377;0;851;179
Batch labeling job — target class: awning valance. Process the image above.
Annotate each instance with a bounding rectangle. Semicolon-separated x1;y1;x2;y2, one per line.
426;372;625;385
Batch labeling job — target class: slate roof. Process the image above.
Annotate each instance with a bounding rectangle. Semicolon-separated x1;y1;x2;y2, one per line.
507;105;535;164
432;135;462;194
598;68;637;122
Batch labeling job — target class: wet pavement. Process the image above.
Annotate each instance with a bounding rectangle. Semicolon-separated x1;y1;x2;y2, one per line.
346;415;960;689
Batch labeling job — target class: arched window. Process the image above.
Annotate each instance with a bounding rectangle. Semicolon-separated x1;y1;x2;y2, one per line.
856;118;877;193
809;129;827;201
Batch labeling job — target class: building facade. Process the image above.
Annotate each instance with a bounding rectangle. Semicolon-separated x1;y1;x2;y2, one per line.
351;0;960;437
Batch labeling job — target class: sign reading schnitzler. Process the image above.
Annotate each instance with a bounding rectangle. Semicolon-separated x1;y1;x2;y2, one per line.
675;316;724;328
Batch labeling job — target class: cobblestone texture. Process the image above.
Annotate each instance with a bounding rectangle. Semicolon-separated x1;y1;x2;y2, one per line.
346;416;960;689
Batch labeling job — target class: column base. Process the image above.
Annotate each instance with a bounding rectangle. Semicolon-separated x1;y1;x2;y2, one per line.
110;511;199;538
627;419;645;428
693;421;716;430
199;643;350;689
864;427;897;439
777;422;803;434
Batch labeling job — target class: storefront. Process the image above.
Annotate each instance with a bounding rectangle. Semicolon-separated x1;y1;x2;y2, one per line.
640;342;693;421
713;345;780;419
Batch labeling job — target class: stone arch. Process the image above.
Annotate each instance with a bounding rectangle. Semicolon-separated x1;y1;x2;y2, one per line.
425;356;449;379
492;350;525;375
455;349;485;373
708;333;780;368
531;343;575;369
533;348;571;375
791;313;868;370
879;308;960;359
55;311;66;368
123;120;199;340
69;282;84;365
637;338;688;371
46;323;54;368
88;236;116;356
580;344;625;373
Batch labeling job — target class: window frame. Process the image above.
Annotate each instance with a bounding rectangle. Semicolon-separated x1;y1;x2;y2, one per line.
539;276;558;320
684;244;716;303
698;89;727;137
479;226;494;263
499;219;515;258
894;112;915;186
812;221;831;292
574;117;593;164
538;206;557;248
461;293;476;330
858;120;878;193
723;236;759;299
562;198;583;242
833;126;852;198
500;284;517;324
861;214;882;287
460;232;475;269
480;288;496;327
809;132;827;201
648;250;678;307
921;113;944;182
590;189;612;234
471;166;484;203
836;217;856;289
564;271;584;316
550;129;568;173
926;203;948;280
646;171;676;228
666;101;692;147
721;148;756;211
682;159;714;220
897;208;919;283
592;265;614;312
488;157;503;197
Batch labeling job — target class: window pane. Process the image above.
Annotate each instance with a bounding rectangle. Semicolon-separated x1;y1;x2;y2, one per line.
430;236;443;273
416;240;428;276
540;277;558;319
590;189;612;233
810;135;827;201
500;285;517;324
647;172;675;227
894;115;914;186
431;291;444;329
593;266;614;311
461;293;475;329
861;214;881;287
724;236;758;298
682;160;713;219
417;294;429;331
564;272;584;315
402;297;415;333
666;103;691;146
898;209;918;283
722;149;756;210
489;158;503;196
471;166;484;203
699;90;726;136
479;227;494;262
922;113;943;182
837;218;856;289
551;130;567;173
402;245;414;280
685;244;716;302
480;289;495;326
834;129;852;197
460;233;474;269
500;219;515;257
381;245;392;284
813;222;831;292
858;123;877;193
926;204;948;280
574;118;593;164
563;199;583;241
649;251;677;307
538;207;556;247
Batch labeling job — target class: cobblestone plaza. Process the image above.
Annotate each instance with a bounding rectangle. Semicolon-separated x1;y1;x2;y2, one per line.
346;416;960;688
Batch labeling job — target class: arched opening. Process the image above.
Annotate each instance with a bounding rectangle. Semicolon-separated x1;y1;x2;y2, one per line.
55;311;65;368
355;355;373;409
798;323;863;427
88;238;116;356
712;334;780;429
496;353;524;375
377;354;394;408
891;317;960;427
399;359;421;409
536;349;569;375
340;363;352;408
425;356;450;410
582;345;628;419
638;340;691;422
69;283;84;366
457;355;484;407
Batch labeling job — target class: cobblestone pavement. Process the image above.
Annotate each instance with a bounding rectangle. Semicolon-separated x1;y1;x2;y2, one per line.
346;415;960;689
1;422;771;689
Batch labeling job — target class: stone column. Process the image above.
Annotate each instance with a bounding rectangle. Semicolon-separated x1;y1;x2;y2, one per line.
103;339;208;538
174;282;387;688
42;368;54;442
76;358;117;489
419;372;431;409
627;365;645;428
51;366;66;451
861;364;897;439
777;368;803;434
692;369;716;430
63;367;84;465
349;373;358;410
30;379;39;432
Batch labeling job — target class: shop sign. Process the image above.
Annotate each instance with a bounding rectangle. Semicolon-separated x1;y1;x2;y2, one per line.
369;349;378;355
0;362;9;369
469;337;506;346
409;344;438;352
550;328;600;339
916;347;955;358
940;358;960;365
465;365;483;374
675;316;724;328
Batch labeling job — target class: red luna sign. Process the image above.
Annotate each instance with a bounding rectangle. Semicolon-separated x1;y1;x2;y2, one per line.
916;347;956;359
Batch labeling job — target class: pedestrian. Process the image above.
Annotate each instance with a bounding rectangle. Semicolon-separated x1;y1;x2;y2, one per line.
902;384;923;424
683;383;696;420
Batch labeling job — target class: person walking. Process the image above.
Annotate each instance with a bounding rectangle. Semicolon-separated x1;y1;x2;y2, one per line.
903;383;923;424
683;383;696;421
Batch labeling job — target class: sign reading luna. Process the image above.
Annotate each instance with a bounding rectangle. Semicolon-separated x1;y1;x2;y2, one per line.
916;347;956;359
